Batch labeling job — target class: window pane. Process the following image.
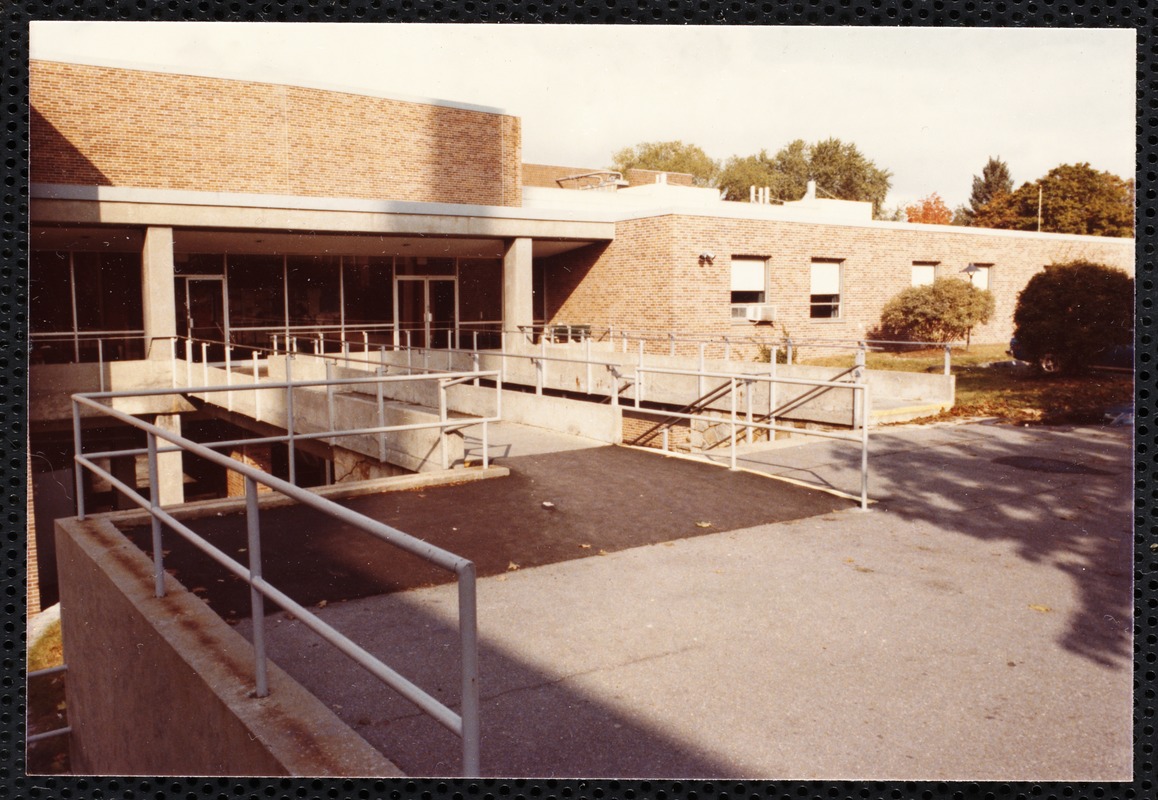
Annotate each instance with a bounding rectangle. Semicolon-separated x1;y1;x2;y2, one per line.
730;258;765;292
810;261;841;294
459;259;502;323
971;266;991;291
342;257;394;331
912;264;936;286
30;251;73;333
287;256;342;325
227;254;285;330
731;291;765;304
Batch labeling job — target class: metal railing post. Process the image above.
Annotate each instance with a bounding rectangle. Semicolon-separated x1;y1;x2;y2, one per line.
944;344;952;376
72;400;85;520
697;343;706;398
439;381;449;469
147;432;165;597
225;345;234;411
458;564;481;776
169;337;177;389
201;342;209;387
185;337;192;387
583;335;592;393
272;334;279;355
285;355;297;485
245;475;270;697
325;361;336;445
786;338;794;365
860;382;870;511
669;333;675;356
253;351;262;421
729;377;738;471
769;353;778;437
746;378;754;445
376;367;387;463
472;351;481;386
363;331;370;362
724;336;731;362
97;338;106;393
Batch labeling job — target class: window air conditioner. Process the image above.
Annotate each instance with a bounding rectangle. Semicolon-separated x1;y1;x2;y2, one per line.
744;304;776;322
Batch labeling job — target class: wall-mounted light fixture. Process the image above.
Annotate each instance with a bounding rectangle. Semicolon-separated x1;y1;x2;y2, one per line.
698;252;715;266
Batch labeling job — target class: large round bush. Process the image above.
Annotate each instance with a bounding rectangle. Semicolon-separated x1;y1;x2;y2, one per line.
876;278;995;343
1012;261;1133;374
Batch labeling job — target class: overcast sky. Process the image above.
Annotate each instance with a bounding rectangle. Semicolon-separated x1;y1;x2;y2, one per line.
30;22;1135;210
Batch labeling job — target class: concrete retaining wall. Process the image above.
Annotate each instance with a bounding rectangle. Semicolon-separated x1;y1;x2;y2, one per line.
55;516;401;776
30;360;191;422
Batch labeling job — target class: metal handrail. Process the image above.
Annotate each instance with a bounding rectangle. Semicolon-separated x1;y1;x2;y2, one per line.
70;377;490;774
624;365;871;510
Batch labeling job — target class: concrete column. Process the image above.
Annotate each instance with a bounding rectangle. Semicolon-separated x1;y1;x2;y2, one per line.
502;237;534;336
142;226;177;360
154;413;185;506
227;444;273;497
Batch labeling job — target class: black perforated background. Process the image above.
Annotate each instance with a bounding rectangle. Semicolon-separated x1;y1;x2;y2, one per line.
2;3;1154;799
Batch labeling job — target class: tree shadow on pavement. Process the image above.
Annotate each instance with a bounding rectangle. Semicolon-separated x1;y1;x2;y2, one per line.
234;592;739;778
802;423;1134;670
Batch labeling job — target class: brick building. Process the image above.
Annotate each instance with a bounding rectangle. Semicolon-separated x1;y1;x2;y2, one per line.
28;59;1134;607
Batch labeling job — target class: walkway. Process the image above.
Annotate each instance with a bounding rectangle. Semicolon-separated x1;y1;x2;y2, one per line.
225;420;1132;780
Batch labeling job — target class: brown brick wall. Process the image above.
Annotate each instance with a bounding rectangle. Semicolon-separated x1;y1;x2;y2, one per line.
523;163;607;189
542;214;1134;358
625;168;695;187
31;61;521;207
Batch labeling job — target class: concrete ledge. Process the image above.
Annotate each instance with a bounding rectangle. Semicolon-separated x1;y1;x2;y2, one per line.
94;465;510;527
56;516;403;776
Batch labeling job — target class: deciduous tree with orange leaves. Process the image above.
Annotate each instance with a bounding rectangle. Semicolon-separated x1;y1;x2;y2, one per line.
904;192;954;225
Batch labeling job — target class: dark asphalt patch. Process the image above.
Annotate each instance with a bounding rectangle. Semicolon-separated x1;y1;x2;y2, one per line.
121;445;852;620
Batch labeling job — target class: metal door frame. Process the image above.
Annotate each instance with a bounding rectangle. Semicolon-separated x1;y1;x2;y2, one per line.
393;275;459;348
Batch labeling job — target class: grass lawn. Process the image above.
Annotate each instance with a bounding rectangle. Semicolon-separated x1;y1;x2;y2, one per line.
27;618;69;774
800;343;1133;424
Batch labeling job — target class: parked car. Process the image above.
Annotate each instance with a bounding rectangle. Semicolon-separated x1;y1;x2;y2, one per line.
1009;337;1134;373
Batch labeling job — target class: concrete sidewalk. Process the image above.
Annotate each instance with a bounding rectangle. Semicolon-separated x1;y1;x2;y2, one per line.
236;421;1133;780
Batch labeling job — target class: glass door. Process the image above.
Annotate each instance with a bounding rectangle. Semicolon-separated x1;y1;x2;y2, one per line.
394;276;458;349
180;276;227;361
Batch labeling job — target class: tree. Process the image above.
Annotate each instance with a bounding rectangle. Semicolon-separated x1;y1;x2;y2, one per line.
964;156;1013;222
904;193;954;225
716;137;893;216
1012;261;1133;374
875;278;995;344
611;140;720;187
971;163;1133;237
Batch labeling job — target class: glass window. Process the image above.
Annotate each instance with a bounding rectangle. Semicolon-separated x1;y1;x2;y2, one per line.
286;256;342;325
396;256;455;276
810;259;842;319
731;257;767;321
967;264;991;291
342;256;394;332
227;254;285;330
912;263;937;286
459;259;503;324
30;251;73;333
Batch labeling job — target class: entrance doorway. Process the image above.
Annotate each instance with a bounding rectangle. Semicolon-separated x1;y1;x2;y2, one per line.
394;276;457;349
177;276;227;361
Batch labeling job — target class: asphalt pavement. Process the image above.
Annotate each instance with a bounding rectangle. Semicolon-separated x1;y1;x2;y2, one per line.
225;420;1133;780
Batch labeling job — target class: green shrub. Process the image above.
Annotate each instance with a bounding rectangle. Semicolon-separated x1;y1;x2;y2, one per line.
875;278;995;344
1012;261;1133;374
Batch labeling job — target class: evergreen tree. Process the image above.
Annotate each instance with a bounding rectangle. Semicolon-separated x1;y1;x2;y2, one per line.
965;157;1013;222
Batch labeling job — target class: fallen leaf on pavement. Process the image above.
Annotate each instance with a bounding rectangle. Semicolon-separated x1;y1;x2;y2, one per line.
1028;604;1052;613
695;521;712;528
507;561;520;571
